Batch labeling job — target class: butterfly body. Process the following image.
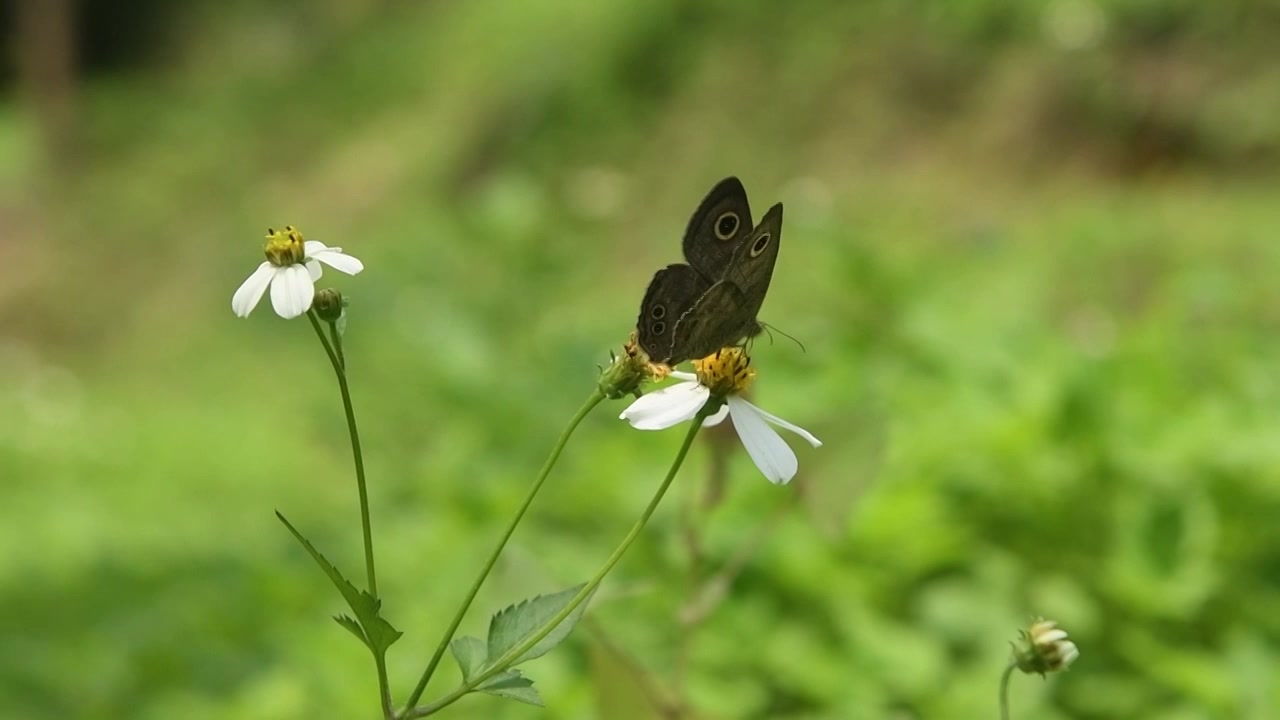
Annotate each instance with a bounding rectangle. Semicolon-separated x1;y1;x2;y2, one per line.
637;177;782;365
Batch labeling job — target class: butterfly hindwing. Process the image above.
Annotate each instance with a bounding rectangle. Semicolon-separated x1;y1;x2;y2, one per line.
636;263;713;364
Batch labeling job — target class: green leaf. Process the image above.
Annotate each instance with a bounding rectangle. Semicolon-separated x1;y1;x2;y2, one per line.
334;614;367;644
450;635;487;681
477;670;543;706
487;583;592;666
276;511;403;654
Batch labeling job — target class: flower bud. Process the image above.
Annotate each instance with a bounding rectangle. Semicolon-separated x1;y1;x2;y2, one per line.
1013;619;1079;676
313;288;346;322
599;333;665;399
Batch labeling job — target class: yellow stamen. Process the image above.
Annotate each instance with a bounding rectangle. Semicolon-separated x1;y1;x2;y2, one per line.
693;347;755;397
264;225;307;267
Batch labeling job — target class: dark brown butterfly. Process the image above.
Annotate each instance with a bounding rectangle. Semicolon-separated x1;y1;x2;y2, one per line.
636;177;782;365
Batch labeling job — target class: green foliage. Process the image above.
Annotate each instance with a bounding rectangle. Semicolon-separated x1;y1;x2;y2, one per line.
275;512;402;655
450;636;488;681
452;637;546;707
473;671;544;708
486;584;592;666
447;585;590;709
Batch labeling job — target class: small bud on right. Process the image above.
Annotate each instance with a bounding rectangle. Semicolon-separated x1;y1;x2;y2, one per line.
1013;619;1079;676
313;288;346;322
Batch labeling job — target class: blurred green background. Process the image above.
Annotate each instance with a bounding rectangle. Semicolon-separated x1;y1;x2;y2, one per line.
3;1;1280;718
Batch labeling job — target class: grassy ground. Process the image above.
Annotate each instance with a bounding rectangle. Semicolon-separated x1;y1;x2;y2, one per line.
2;1;1279;718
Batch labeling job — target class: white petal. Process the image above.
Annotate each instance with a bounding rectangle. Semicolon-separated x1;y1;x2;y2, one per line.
619;381;710;430
231;263;276;317
1039;629;1068;644
669;371;698;381
727;396;798;484
303;240;330;255
1060;643;1080;667
736;398;823;447
269;264;315;319
310;249;364;275
701;403;730;426
306;259;322;282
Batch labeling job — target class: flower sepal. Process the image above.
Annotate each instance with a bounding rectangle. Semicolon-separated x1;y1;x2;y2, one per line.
598;333;668;400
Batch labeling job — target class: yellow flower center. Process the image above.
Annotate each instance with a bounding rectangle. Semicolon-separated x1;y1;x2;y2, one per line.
693;347;755;397
264;225;307;267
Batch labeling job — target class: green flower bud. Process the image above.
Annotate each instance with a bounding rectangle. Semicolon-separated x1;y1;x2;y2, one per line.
599;333;663;399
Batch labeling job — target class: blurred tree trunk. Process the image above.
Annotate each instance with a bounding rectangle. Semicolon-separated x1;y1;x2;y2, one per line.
15;0;79;174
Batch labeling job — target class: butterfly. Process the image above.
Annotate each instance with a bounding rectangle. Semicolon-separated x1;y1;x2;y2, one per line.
636;177;782;365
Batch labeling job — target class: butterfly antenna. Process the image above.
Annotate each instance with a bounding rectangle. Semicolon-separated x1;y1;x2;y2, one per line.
760;322;806;353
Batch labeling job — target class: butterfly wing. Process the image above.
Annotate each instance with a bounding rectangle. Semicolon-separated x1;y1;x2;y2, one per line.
681;177;753;281
666;280;759;364
722;201;783;328
636;263;714;364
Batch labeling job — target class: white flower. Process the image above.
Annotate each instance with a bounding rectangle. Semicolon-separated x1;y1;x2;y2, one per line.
232;226;364;319
619;350;821;484
1014;619;1080;675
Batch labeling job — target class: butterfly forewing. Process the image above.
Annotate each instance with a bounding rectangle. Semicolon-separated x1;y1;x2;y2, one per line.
681;177;753;281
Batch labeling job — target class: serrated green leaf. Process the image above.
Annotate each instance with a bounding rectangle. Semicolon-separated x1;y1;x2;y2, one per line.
276;511;403;654
487;583;593;666
335;614;366;643
477;670;543;706
451;635;487;681
361;608;404;654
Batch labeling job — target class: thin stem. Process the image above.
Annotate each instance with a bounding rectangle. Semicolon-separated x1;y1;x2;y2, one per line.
999;661;1016;720
308;311;377;596
328;320;346;370
306;310;389;717
374;653;394;719
409;409;708;718
400;389;607;712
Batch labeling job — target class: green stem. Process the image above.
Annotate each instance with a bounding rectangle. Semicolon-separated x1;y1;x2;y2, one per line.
999;661;1016;720
408;407;708;718
328;320;346;371
308;311;377;596
400;389;607;713
307;311;391;718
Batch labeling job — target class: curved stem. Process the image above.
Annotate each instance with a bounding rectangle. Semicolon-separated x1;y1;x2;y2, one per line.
307;310;389;717
328;320;346;370
408;408;707;718
999;661;1016;720
308;310;377;596
400;389;607;712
